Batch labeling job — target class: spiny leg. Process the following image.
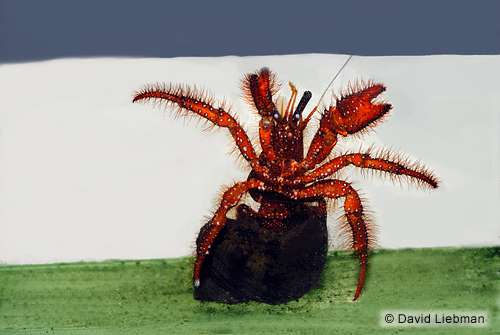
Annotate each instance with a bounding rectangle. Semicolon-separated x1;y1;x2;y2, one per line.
295;151;439;189
194;179;268;287
133;83;290;193
133;85;258;163
287;114;340;175
285;180;371;301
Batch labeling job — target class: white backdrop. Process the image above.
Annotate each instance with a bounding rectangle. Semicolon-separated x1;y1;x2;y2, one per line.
0;54;498;264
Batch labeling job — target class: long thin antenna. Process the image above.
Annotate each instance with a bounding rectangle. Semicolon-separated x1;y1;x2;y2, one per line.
303;55;353;123
318;55;353;105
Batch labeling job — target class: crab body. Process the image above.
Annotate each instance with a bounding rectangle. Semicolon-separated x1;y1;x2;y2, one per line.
133;67;439;303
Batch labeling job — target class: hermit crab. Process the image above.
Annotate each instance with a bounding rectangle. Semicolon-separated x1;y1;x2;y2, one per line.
132;66;439;304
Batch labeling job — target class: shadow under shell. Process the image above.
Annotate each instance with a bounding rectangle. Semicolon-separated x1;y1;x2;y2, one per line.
194;213;328;305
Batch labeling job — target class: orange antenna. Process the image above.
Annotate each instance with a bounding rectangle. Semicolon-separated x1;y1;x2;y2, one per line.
285;82;298;119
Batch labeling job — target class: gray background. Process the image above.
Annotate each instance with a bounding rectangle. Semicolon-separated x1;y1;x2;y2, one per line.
1;0;499;64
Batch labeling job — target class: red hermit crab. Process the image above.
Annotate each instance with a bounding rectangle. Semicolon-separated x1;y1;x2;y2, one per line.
133;67;439;304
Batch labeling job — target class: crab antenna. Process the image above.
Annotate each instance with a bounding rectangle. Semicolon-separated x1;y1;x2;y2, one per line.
303;55;353;124
285;82;299;119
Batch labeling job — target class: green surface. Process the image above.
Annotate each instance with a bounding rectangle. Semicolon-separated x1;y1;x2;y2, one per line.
0;247;499;334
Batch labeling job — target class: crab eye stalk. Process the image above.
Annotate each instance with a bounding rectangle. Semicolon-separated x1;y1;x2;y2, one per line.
291;90;312;128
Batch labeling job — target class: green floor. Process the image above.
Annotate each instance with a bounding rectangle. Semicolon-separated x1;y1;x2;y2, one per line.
1;247;499;334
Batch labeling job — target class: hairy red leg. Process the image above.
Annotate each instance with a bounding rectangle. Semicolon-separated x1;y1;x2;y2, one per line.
132;84;289;201
295;152;439;189
285;180;370;301
194;179;268;287
133;86;258;163
289;115;339;175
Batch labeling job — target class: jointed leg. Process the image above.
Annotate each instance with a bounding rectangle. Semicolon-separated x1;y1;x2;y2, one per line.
288;151;439;189
194;179;268;287
285;180;371;301
133;83;283;188
133;85;258;163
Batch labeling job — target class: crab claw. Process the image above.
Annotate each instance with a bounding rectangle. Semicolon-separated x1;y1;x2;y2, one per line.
330;84;392;136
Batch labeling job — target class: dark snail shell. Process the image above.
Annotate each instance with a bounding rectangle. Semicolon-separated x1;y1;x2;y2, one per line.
194;211;328;305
